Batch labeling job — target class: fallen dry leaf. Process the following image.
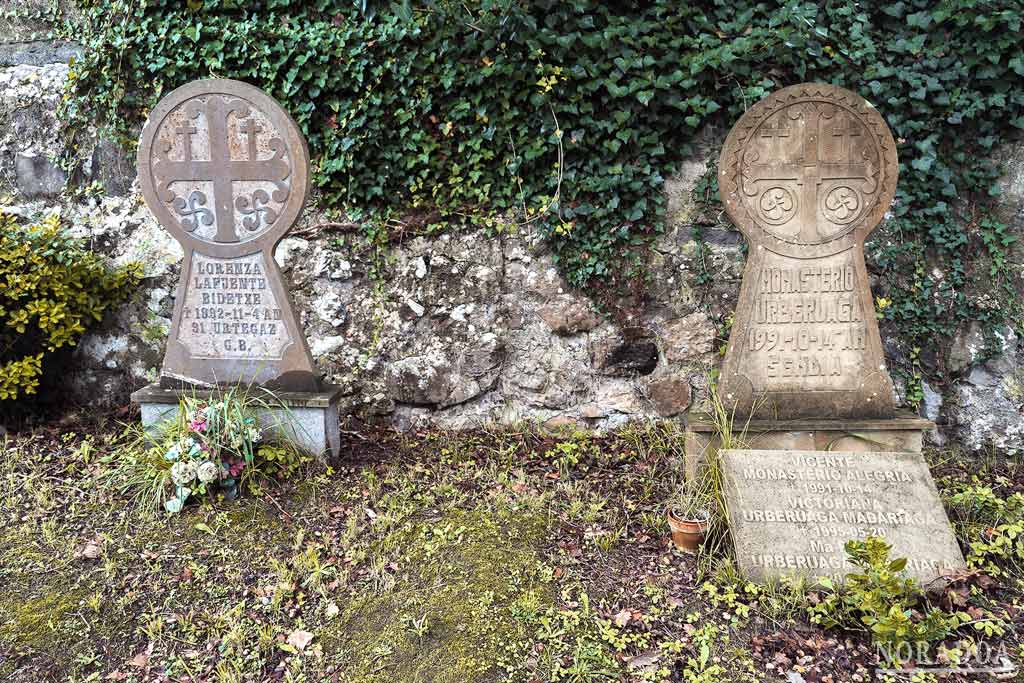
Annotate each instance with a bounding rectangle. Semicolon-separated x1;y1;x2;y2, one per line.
79;537;103;560
626;650;662;670
127;651;149;668
287;629;314;651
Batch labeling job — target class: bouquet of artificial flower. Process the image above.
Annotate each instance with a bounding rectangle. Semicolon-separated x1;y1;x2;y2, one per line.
162;398;262;513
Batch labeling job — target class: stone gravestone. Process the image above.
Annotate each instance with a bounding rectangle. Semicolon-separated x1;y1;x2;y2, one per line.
694;85;959;586
721;449;966;584
717;83;897;419
130;79;340;456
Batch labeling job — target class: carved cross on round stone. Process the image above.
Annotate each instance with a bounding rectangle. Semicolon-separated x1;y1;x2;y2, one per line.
725;85;893;258
152;95;291;244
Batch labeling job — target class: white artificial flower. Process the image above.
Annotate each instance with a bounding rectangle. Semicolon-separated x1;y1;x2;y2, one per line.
197;461;220;483
171;460;198;486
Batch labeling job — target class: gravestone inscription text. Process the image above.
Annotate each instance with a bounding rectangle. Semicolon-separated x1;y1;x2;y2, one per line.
179;252;289;359
721;449;966;584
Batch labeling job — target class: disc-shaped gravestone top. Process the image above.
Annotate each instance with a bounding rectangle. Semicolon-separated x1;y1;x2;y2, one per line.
138;79;310;258
719;83;898;260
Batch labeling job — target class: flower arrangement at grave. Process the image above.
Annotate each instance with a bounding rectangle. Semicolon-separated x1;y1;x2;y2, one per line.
159;393;310;514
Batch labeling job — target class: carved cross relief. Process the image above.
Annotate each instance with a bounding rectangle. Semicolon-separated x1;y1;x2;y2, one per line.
740;104;877;245
153;96;291;245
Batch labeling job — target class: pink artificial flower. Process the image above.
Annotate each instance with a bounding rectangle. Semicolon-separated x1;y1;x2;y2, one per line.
227;458;246;477
189;417;207;433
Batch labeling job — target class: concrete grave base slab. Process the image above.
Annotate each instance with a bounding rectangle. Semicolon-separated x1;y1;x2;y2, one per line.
131;383;342;459
684;412;934;480
719;449;965;585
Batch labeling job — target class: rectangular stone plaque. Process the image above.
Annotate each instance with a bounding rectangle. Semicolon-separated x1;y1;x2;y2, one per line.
721;449;966;584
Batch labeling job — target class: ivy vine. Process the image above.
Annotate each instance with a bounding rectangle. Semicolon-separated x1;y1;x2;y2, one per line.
58;0;1024;384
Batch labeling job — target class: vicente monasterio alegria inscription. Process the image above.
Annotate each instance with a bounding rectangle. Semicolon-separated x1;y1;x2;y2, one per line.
138;79;319;391
721;449;966;585
718;83;897;419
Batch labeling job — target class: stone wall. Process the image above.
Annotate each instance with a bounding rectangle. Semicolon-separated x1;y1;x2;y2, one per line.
1;35;1021;452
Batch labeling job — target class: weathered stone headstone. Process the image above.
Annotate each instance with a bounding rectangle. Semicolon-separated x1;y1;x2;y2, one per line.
131;79;340;456
136;78;317;391
718;83;898;419
702;86;954;584
721;449;965;584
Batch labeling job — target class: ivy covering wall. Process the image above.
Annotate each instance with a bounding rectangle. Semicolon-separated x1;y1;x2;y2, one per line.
59;0;1023;390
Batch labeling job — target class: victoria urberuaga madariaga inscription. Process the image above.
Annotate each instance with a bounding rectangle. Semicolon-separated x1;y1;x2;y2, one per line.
721;449;966;585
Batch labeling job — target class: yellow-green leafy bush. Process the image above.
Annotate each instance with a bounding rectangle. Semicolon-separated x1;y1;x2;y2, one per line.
0;212;140;401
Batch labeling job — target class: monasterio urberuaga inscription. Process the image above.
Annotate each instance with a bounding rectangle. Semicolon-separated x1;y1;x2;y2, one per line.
137;79;319;391
717;83;898;419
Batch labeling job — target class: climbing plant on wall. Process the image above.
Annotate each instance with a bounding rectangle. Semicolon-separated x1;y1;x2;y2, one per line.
61;0;1023;380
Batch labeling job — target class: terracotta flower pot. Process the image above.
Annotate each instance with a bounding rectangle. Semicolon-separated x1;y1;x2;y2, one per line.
667;506;710;554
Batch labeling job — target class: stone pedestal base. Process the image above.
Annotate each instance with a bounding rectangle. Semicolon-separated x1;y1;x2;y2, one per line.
130;383;343;458
684;412;934;479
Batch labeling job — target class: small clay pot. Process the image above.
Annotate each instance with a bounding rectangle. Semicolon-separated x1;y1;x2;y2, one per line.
667;507;710;554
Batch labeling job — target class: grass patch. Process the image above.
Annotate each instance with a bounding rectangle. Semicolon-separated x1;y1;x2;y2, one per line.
2;420;1022;681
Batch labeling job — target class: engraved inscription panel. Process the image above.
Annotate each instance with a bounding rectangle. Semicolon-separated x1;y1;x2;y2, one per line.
717;83;899;418
722;449;966;584
178;253;290;359
138;79;319;391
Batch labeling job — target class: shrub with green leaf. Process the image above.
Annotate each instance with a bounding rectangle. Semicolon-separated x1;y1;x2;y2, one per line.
58;0;1024;372
943;477;1024;577
808;537;960;652
0;212;140;402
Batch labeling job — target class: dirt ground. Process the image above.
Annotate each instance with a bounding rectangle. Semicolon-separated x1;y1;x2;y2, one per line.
1;411;1021;682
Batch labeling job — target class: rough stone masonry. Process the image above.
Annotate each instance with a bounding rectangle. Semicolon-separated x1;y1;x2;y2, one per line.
1;22;1022;451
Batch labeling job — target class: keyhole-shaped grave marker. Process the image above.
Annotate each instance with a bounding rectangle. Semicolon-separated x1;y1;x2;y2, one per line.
137;79;319;391
717;83;898;419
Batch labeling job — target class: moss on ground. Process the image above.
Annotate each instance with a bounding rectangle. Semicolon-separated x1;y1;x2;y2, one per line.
0;587;87;653
0;520;127;679
323;505;553;681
